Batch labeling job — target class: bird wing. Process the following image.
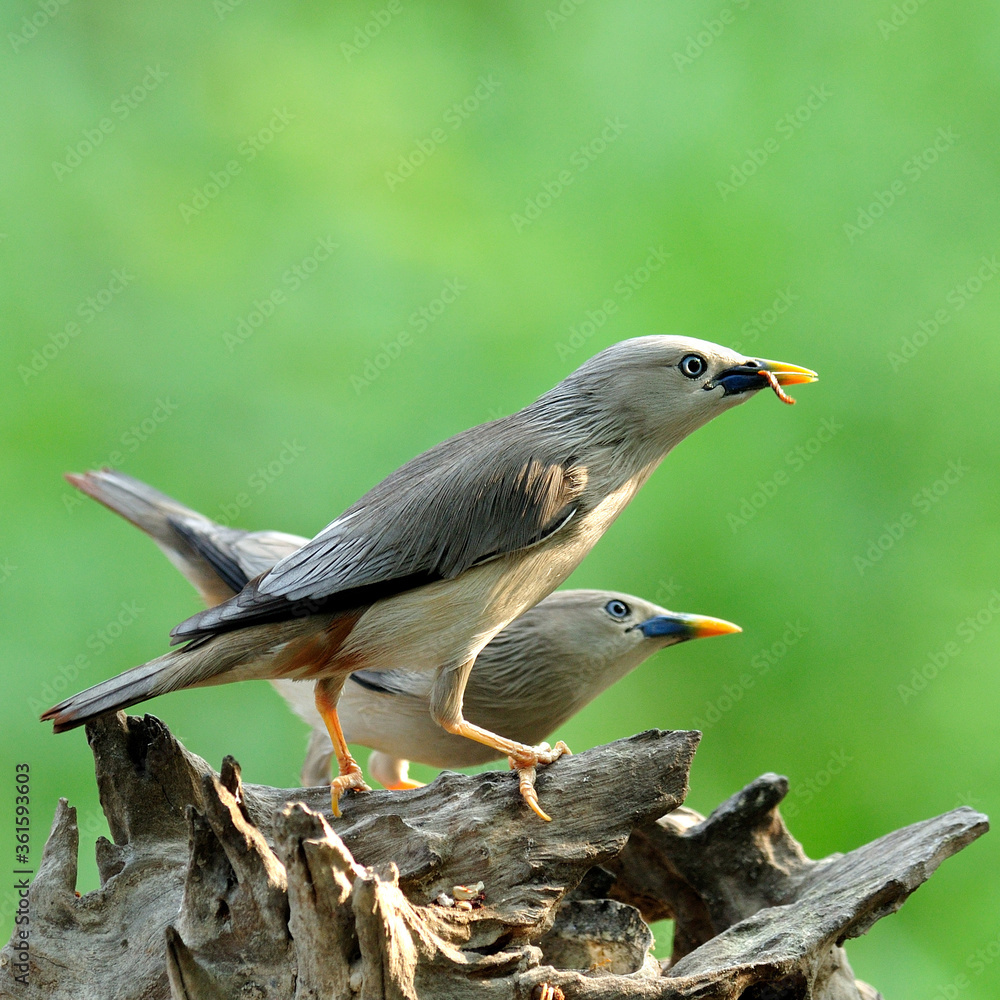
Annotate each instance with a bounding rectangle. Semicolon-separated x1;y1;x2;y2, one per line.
172;520;306;585
169;521;305;595
229;530;307;576
348;668;432;699
171;420;586;642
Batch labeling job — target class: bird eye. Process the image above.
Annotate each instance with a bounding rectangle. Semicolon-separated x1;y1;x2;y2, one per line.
679;354;708;379
604;599;630;619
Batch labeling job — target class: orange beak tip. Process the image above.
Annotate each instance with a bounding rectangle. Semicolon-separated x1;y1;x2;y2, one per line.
758;360;819;386
773;372;819;389
691;617;742;639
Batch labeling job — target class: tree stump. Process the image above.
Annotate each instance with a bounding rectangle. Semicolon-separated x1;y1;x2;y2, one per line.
0;712;987;999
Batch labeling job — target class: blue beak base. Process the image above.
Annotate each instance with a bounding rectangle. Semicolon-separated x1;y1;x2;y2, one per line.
637;615;692;639
634;613;743;640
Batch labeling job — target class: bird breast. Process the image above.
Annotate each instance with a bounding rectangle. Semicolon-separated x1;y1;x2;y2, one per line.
335;473;648;676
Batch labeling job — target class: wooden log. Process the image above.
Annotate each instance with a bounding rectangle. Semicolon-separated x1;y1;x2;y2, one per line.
0;712;986;999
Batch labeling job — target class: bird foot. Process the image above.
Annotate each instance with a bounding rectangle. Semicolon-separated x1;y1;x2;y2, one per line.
385;777;425;791
329;766;371;818
507;741;571;822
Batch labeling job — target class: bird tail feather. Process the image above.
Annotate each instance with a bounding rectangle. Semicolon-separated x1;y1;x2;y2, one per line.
64;468;204;549
41;639;236;733
64;468;247;605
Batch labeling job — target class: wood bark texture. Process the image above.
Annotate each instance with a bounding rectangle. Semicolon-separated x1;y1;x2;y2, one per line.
0;712;987;999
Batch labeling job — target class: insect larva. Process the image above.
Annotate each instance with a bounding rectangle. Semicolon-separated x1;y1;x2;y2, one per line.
760;369;796;405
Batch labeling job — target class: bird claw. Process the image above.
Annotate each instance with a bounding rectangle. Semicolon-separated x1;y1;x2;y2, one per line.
508;741;571;822
329;767;371;818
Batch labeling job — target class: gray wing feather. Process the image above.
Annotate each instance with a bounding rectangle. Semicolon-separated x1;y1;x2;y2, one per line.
172;418;585;641
229;531;306;577
173;521;305;587
348;668;432;699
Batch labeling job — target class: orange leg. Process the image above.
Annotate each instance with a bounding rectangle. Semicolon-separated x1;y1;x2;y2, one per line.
430;660;570;822
314;677;370;817
368;752;426;791
442;720;570;822
385;777;425;791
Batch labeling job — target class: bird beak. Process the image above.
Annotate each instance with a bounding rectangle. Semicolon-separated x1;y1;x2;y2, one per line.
756;359;820;386
634;612;742;640
709;358;818;397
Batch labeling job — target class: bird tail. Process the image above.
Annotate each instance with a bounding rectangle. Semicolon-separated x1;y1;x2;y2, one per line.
64;468;250;605
41;638;238;734
64;468;207;550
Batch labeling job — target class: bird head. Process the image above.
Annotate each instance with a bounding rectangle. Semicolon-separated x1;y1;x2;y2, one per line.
528;589;741;689
470;589;742;744
549;336;817;452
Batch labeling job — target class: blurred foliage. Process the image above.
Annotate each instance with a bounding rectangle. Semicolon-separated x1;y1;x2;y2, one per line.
1;1;998;991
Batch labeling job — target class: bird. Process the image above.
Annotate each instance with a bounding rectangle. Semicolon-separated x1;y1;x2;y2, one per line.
44;337;816;820
280;592;737;789
61;467;742;788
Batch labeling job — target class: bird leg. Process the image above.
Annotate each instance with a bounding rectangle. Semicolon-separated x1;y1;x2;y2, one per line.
314;676;371;816
368;751;425;791
386;776;425;791
430;659;571;822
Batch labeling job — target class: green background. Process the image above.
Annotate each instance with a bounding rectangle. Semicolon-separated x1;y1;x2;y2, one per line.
2;1;997;993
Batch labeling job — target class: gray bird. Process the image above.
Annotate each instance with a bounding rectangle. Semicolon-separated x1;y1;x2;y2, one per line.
62;468;741;788
277;591;738;789
45;336;815;819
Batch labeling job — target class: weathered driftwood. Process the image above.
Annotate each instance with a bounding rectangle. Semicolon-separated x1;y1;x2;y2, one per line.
0;712;987;999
